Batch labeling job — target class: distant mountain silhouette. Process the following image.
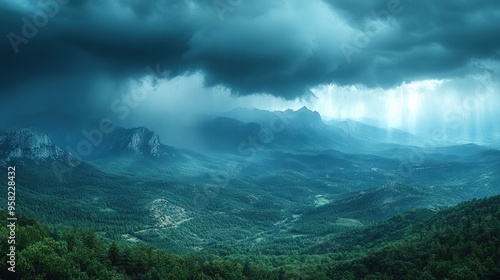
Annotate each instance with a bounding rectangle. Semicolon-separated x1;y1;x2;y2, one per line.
212;107;425;153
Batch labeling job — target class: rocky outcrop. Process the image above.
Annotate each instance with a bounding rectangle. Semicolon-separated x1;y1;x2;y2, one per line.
124;127;163;157
90;126;174;158
0;129;65;161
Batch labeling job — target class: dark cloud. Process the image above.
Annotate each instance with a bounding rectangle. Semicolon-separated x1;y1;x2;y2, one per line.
325;0;500;84
0;0;499;114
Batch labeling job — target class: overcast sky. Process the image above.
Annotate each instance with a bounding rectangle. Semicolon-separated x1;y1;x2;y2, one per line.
1;0;499;140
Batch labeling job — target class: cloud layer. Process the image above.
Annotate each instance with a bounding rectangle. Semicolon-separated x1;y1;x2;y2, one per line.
1;0;499;114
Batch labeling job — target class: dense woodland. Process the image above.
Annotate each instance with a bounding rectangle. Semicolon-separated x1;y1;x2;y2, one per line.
1;195;499;279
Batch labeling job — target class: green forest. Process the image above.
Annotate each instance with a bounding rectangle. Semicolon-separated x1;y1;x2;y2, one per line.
1;195;499;279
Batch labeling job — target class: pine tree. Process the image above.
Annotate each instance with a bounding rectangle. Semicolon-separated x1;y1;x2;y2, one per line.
108;241;122;267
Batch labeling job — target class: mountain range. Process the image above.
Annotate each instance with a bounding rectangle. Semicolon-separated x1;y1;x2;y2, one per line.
0;107;499;256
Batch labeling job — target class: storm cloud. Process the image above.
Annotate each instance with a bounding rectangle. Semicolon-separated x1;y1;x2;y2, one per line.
1;0;499;108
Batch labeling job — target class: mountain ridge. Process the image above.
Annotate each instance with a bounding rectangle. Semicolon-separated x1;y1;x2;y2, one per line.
90;126;177;158
0;128;67;162
0;126;180;163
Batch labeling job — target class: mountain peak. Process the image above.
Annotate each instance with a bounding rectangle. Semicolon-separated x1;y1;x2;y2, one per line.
91;126;173;158
132;126;152;133
284;107;324;131
296;106;319;116
0;129;65;161
127;127;162;156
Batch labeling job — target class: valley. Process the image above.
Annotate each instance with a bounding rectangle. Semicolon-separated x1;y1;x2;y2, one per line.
1;108;499;260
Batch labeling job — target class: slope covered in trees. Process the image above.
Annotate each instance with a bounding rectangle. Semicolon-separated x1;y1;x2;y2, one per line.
318;195;500;279
1;195;499;279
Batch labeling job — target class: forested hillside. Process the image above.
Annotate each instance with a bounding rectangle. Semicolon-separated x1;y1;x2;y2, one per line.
1;195;499;279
